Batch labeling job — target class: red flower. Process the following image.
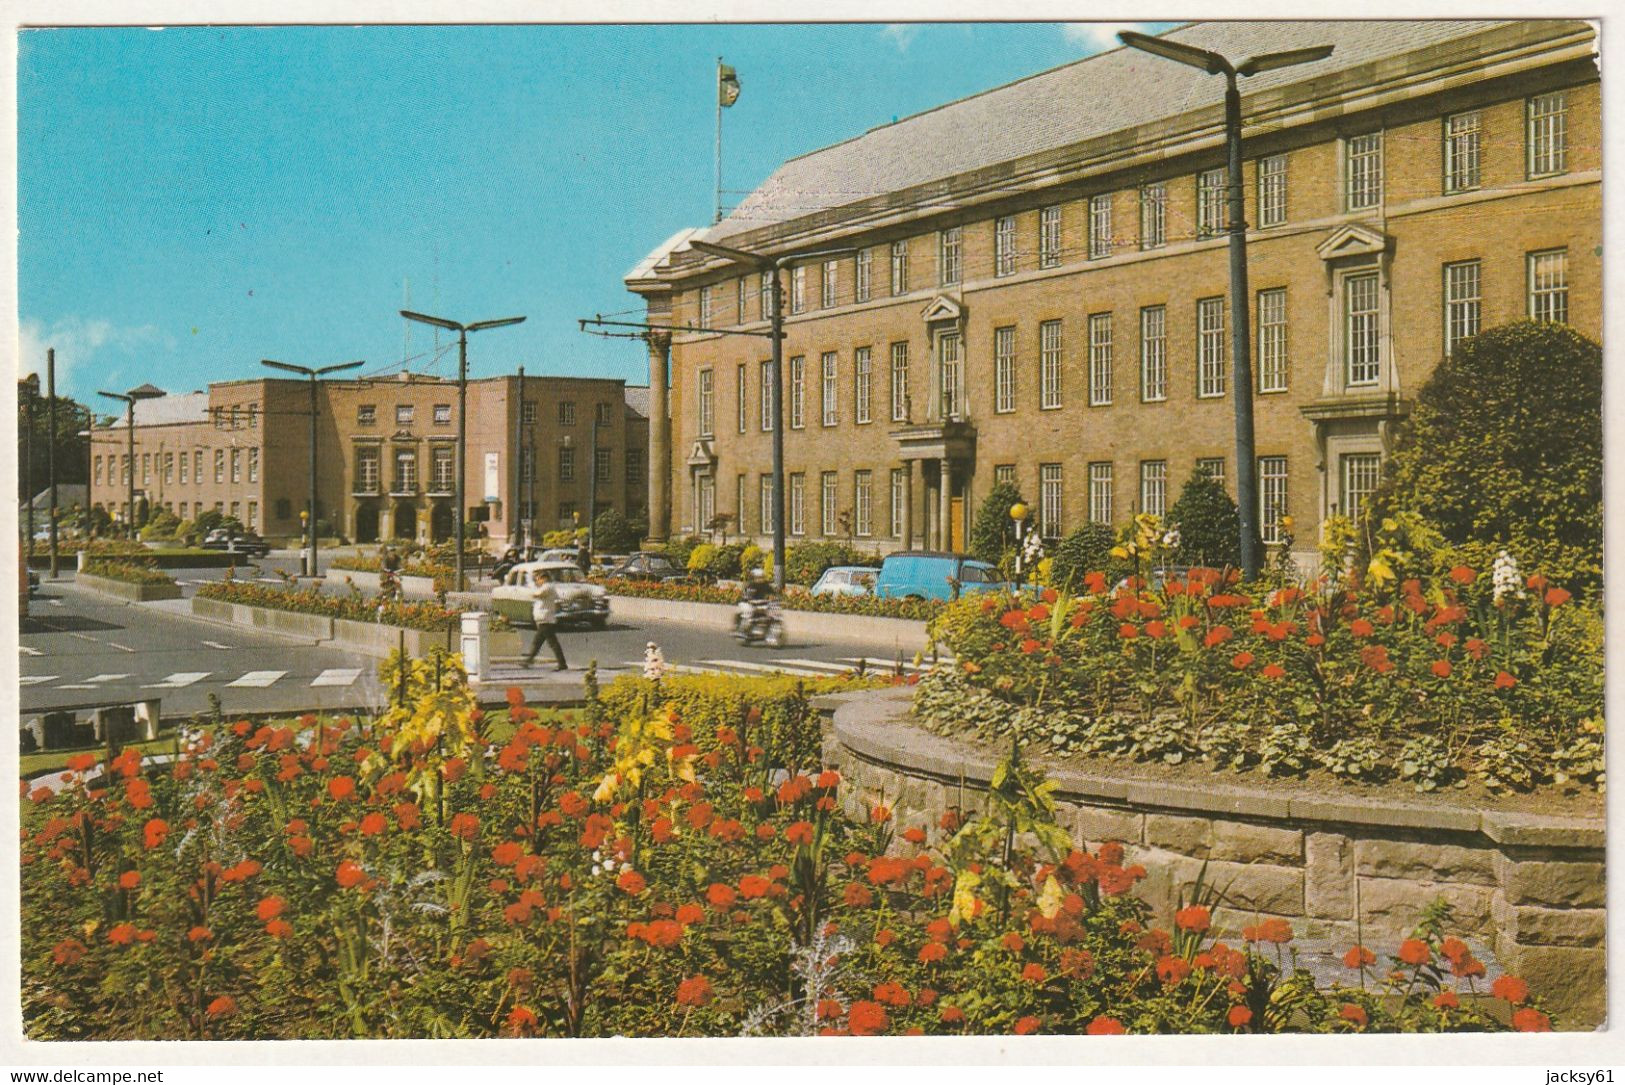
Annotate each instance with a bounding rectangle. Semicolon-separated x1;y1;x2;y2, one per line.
1512;1007;1552;1032
872;981;912;1007
616;869;647;895
1349;618;1375;637
918;942;947;964
1174;905;1210;932
66;752;97;773
1085;1016;1125;1035
1260;663;1286;681
675;975;713;1007
785;821;815;846
1156;955;1191;986
1491;975;1530;1005
255;896;286;921
1433;990;1460;1010
1013;1015;1040;1035
393;802;422;831
118;870;141;890
1118;623;1140;640
142;818;169;850
335;860;366;889
1494;671;1518;690
1203;625;1233;647
1020;963;1047;984
1339;1003;1367;1027
1398;938;1431;966
1439;937;1469;964
359;812;387;837
187;926;212;943
1001;931;1025;953
264;919;293;939
1144;620;1167;639
1448;565;1476;585
739;875;771;900
1230;651;1253;669
1244;918;1293;944
1465;638;1489;659
1431;659;1453;678
846;1000;889;1036
1545;587;1571;608
939;1005;966;1025
327;776;355;801
206;995;238;1018
1343;945;1375;969
902;826;927;845
449;812;480;839
870;804;892;824
706;883;737;909
1227;1005;1252;1028
492;841;524;867
52;939;87;966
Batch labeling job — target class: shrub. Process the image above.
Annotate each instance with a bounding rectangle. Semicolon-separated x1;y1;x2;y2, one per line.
138;509;182;541
1048;523;1118;590
20;675;1549;1039
785;541;877;587
82;560;175;587
1372;321;1602;592
686;543;718;577
1168;469;1241;570
591;509;639;554
662;535;705;569
968;481;1026;565
197;580;462;632
702;543;745;581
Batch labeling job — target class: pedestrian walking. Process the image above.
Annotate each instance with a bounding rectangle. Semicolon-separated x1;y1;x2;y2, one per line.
524;567;568;671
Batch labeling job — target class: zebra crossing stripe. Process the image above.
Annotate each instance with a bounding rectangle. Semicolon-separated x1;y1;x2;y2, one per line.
770;658;860;674
203;640;236;650
84;673;131;684
229;670;286;688
311;668;362;687
19;645;42;656
20;675;57;685
841;656;939;672
142;672;211;689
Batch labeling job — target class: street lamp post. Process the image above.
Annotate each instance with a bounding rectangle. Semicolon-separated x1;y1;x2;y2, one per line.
21;374;38;554
97;390;138;539
400;310;526;593
1010;502;1030;590
261;359;365;576
1118;30;1333;582
688;240;855;591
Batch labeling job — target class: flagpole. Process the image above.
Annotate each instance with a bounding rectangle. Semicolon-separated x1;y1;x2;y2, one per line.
714;56;724;225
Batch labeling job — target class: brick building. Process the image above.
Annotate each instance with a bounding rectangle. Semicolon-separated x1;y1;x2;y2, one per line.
89;373;649;549
628;20;1600;569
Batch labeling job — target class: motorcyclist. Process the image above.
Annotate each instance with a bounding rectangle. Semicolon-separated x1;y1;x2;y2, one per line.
379;545;403;598
737;568;774;632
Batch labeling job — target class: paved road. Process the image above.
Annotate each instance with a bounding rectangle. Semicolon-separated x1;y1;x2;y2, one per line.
20;575;940;723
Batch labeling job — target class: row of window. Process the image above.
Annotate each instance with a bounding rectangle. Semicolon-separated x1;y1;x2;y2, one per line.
694;93;1573;326
352;445;457;494
515;446;634;486
693;246;1570;432
352;401;618;428
94;448;260;488
135;499;261;531
209;405;259;429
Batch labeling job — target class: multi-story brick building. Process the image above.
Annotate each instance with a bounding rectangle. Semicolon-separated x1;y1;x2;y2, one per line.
89;373;649;549
628;20;1599;569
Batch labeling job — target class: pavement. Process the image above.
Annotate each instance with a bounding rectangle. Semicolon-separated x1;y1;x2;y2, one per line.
19;566;940;724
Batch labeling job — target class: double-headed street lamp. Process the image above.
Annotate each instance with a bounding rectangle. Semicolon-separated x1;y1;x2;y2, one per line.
687;240;855;591
1119;30;1333;582
261;359;365;576
399;310;526;592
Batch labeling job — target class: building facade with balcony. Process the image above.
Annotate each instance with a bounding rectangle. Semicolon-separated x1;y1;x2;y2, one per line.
627;20;1600;567
89;373;649;549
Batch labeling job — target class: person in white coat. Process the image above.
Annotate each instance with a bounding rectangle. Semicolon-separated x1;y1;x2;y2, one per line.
523;568;568;670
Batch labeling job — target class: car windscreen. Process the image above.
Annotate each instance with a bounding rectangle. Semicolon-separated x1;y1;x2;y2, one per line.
552;568;585;583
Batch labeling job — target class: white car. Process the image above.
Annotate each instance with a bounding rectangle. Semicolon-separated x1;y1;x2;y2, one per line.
490;561;610;629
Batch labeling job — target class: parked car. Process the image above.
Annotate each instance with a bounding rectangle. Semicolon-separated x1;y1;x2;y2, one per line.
200;529;271;557
606;551;686;582
539;547;585;565
490;560;610;629
810;565;879;597
872;552;1010;602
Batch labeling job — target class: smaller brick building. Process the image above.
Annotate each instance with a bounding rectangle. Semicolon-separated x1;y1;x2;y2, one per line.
89;373;649;549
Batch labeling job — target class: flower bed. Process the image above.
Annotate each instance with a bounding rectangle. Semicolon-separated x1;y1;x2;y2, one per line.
597;577;945;622
331;555;455;593
196;579;461;633
19;671;1550;1039
80;559;177;587
925;557;1602;795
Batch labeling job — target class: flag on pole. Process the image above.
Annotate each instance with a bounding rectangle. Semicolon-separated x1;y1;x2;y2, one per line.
718;63;741;107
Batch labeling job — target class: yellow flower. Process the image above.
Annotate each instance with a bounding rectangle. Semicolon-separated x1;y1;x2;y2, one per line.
1036;874;1064;920
949;869;982;926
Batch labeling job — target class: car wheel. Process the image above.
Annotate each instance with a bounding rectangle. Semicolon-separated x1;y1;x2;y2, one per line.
590;615;608;630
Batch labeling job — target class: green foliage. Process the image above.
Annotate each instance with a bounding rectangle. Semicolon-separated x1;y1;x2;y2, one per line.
1372;321;1602;592
661;534;705;568
191;508;227;536
81;559;176;587
702;543;745;581
591;508;639;553
968;481;1026;565
1048;523;1118;591
197;579;462;632
1168;470;1240;569
1397;734;1457;793
138;509;182;541
686;543;717;576
784;541;877;587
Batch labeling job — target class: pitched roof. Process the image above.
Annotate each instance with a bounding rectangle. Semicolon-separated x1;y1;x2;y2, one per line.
103;390;211;429
705;20;1540;243
623;384;651;421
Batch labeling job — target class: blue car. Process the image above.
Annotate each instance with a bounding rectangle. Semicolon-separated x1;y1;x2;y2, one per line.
872;552;1010;601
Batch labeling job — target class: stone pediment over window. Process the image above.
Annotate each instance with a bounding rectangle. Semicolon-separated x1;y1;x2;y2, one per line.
686;439;716;469
1316;223;1393;263
920;295;964;325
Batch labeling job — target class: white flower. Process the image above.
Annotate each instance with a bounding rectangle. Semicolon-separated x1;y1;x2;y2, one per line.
1022;531;1045;562
642;641;668;681
1161;524;1181;550
1493;549;1524;603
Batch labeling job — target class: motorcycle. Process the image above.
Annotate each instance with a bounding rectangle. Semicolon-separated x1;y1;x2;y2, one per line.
734;600;785;648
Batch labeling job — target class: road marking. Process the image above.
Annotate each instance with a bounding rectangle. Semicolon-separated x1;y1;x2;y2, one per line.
68;632;100;644
311;668;362;687
50;598;64;606
19;645;42;656
58;684;98;690
142;672;211;689
203;640;236;650
768;657;859;674
84;673;131;684
257;578;283;585
229;670;286;688
842;656;934;672
701;658;850;676
20;675;57;685
107;642;137;653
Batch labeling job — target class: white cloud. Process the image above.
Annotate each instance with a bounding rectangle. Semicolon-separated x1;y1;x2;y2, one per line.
18;316;167;392
881;24;919;52
1062;22;1155;53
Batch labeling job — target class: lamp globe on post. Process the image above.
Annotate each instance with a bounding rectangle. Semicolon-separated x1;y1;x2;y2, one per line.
1009;502;1030;590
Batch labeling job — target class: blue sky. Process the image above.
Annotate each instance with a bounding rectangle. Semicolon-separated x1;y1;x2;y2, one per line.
18;22;1169;407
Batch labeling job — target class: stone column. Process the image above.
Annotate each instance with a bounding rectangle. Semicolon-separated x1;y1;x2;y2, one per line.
646;332;672;543
939;457;953;552
901;462;915;553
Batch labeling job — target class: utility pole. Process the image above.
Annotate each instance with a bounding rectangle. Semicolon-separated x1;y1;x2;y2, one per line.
22;374;36;555
47;350;60;579
1119;30;1333;581
97;390;137;538
261;359;365;576
587;415;602;554
401;310;526;591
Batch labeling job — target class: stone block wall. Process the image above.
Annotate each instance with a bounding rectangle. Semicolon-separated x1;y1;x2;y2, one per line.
818;688;1605;1029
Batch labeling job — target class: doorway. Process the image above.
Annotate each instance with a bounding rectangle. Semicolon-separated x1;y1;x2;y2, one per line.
355;503;379;544
430;502;454;543
949;495;965;553
393;503;417;541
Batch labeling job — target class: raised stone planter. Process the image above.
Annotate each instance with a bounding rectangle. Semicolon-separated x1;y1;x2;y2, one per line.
191;596;455;658
816;687;1606;1029
76;571;182;603
327;569;441;597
